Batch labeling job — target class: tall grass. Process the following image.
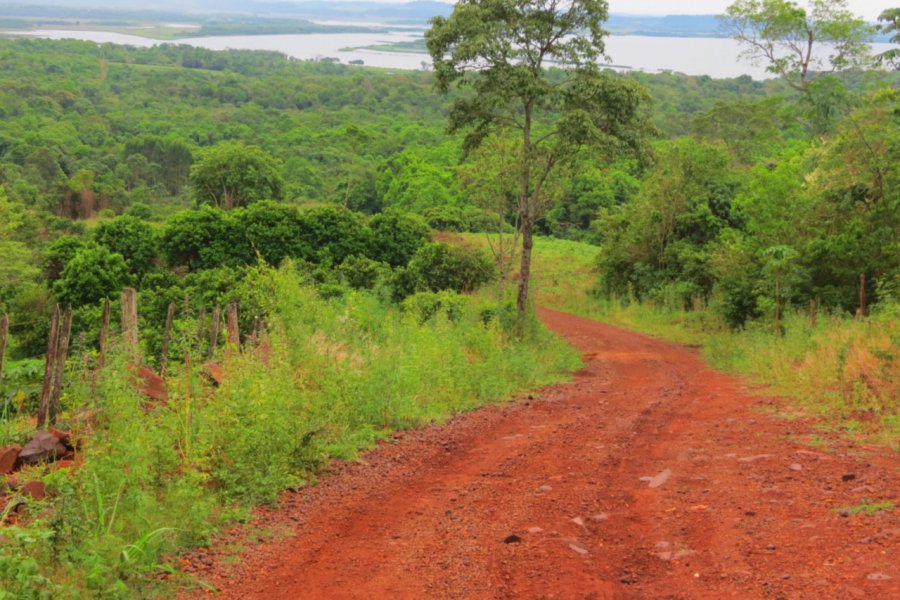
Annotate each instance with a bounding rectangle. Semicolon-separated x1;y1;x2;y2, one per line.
0;263;579;598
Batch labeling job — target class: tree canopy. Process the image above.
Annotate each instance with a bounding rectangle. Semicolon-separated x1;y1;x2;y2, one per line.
427;0;653;334
722;0;873;92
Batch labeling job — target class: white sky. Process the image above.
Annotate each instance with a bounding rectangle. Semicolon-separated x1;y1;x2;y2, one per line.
404;1;886;21
606;0;884;20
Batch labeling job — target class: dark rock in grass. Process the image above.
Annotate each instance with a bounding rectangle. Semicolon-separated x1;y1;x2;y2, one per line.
842;473;856;482
503;534;522;544
130;364;169;402
0;446;21;474
21;480;45;500
18;432;65;466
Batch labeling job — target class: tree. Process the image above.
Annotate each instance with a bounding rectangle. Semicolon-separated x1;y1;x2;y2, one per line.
722;0;874;92
53;244;131;307
368;211;431;268
876;8;900;70
92;215;158;280
457;135;522;291
426;0;652;334
190;141;284;209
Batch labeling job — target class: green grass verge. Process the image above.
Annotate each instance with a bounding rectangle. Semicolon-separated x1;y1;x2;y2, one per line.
0;263;580;598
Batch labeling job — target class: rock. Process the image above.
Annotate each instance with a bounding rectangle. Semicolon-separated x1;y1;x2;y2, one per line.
571;516;586;528
0;445;21;475
568;543;588;555
866;573;893;581
130;364;169;401
48;428;71;445
21;480;45;500
537;485;552;493
527;527;544;534
789;463;803;471
591;513;609;522
643;468;672;489
502;534;522;544
738;454;773;463
18;432;64;465
841;473;856;482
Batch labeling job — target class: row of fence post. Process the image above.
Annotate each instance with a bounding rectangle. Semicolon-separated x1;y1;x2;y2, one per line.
0;289;245;430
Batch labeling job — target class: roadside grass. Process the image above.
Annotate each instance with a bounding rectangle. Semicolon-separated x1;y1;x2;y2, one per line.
0;262;580;598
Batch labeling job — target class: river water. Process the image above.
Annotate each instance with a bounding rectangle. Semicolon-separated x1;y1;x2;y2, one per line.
6;28;895;80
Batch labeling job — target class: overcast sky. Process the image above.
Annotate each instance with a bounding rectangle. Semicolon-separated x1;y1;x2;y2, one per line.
379;1;885;21
606;0;884;20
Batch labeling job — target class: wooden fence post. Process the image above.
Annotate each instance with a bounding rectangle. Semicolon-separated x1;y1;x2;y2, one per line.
809;298;817;329
194;307;206;357
226;301;240;355
0;314;8;392
37;304;60;430
120;288;139;361
859;273;867;318
208;306;221;359
159;302;176;375
49;305;73;426
99;298;110;367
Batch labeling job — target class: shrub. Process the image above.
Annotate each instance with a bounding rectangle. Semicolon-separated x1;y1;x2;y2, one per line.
337;255;391;290
92;215;158;279
53;244;131;307
403;243;496;296
368;211;430;267
401;290;471;323
296;204;372;264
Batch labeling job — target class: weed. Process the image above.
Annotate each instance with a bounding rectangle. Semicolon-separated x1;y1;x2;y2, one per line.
836;499;895;516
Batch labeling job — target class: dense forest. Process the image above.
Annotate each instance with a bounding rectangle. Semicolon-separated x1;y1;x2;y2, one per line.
0;37;896;355
0;12;897;595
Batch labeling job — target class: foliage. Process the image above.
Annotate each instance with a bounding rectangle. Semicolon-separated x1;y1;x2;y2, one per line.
367;211;431;268
427;0;654;334
723;0;874;92
92;216;158;280
189;141;284;209
0;265;580;596
402;243;496;296
875;8;899;69
53;244;131;307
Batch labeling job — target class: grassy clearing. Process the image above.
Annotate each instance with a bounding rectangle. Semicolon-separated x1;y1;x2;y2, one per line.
0;263;579;598
521;236;899;447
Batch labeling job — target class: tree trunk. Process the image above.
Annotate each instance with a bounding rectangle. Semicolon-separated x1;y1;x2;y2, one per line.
514;100;534;338
515;216;534;337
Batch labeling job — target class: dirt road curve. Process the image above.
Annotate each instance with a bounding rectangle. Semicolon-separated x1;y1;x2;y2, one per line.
188;308;899;600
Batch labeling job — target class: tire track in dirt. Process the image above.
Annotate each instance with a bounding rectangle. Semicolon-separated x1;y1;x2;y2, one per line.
183;308;899;600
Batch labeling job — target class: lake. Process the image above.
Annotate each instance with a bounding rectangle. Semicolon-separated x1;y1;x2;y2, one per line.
6;28;895;80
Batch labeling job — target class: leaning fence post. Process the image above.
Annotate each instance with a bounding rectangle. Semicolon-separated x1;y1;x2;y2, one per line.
98;298;111;367
195;307;207;357
208;306;221;359
38;304;61;430
0;314;8;392
809;298;817;329
49;305;73;426
858;273;867;318
159;302;176;375
226;301;240;356
120;288;139;361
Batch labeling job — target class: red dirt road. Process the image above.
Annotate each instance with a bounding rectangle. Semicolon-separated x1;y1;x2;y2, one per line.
187;308;899;599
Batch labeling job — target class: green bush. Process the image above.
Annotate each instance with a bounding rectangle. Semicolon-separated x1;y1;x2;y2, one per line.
53;244;131;307
337;255;391;290
92;215;158;280
368;211;431;267
403;243;496;296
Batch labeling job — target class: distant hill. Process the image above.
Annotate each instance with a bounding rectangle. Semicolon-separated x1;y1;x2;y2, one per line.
0;2;891;40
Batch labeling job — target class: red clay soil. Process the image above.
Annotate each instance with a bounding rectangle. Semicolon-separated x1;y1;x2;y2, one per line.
183;308;899;600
